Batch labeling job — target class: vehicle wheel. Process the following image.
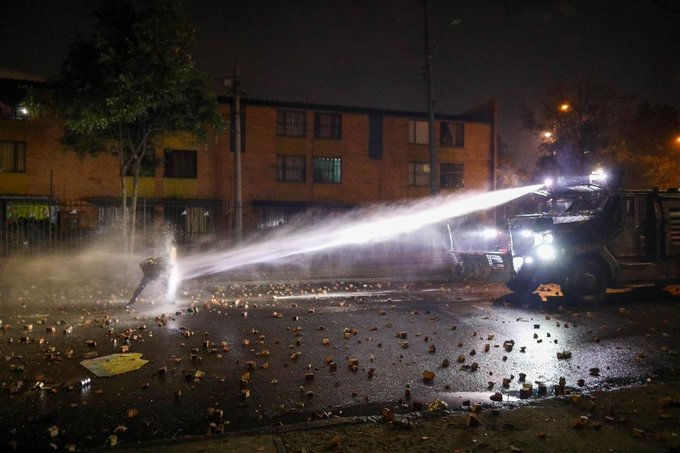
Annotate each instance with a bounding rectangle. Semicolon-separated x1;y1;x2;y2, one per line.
505;276;536;294
563;260;607;303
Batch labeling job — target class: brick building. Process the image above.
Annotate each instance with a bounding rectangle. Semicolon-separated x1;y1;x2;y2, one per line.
227;98;496;232
0;77;495;251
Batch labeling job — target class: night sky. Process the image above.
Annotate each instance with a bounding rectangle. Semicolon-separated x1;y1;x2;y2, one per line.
1;0;679;167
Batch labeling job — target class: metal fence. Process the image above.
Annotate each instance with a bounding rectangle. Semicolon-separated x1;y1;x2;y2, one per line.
0;199;231;257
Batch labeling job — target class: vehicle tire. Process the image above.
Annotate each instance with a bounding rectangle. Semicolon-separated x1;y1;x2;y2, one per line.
562;260;607;303
505;276;536;294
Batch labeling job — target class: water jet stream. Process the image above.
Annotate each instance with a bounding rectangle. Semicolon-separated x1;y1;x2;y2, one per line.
176;185;542;282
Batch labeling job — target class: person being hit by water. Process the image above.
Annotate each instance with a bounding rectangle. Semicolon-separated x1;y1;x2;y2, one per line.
126;256;170;307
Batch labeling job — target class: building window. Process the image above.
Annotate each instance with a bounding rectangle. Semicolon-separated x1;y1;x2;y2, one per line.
368;114;383;159
440;163;464;188
277;155;306;182
440;122;465;147
408;162;430;186
313;157;342;183
277;110;306;137
0;141;26;172
314;112;342;139
164;149;197;178
408;119;429;144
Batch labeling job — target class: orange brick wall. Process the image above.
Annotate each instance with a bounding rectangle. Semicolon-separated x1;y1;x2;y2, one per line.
0;118;224;202
223;105;493;209
1;102;493;229
0;117;120;200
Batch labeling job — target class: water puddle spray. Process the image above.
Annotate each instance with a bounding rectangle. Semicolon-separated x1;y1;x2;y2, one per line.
175;185;542;285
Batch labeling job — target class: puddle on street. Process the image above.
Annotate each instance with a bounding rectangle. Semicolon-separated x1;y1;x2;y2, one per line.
424;391;520;406
273;290;396;300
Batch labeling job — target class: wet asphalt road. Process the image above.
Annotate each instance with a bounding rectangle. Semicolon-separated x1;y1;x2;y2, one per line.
1;274;679;451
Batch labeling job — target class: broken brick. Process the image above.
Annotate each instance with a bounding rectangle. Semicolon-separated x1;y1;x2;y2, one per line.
466;413;480;427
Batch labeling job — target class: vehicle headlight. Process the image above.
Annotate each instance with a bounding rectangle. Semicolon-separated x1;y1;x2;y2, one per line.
512;256;525;272
482;228;498;239
535;243;556;261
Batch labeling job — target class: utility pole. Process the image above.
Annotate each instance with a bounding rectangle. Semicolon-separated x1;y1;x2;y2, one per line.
232;64;243;241
423;0;437;196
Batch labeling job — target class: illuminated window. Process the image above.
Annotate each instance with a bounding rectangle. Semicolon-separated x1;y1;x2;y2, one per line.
314;112;342;139
313;157;341;183
6;203;50;221
277;155;306;182
0;141;26;172
164;149;197;178
408;119;429;144
277;110;306;137
440;122;464;147
408;162;430;186
440;163;464;188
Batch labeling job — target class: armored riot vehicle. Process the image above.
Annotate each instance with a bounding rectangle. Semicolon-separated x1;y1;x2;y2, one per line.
452;183;680;302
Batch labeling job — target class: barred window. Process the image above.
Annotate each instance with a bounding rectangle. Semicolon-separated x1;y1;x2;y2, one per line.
313;157;341;184
408;119;429;144
408;162;430;186
277;155;306;182
314;112;342;139
277;110;306;137
440;163;464;188
164;149;197;178
0;141;26;172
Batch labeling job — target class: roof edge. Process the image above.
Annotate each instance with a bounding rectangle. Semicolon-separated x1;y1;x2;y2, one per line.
218;96;494;123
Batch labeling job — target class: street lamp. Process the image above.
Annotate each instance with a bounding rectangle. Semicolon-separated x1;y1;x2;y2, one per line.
559;102;571;112
423;0;461;196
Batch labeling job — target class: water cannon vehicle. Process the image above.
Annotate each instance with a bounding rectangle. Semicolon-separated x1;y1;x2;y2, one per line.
451;177;680;302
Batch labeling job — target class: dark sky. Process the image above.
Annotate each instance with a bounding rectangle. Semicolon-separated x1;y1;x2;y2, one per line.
1;0;679;166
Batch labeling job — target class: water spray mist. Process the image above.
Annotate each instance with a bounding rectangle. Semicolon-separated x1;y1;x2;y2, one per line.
177;184;542;281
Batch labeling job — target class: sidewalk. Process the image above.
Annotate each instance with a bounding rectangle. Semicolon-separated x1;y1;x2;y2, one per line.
115;381;679;453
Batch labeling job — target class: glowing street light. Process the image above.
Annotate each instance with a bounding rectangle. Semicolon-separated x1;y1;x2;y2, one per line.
559;102;571;112
542;131;553;139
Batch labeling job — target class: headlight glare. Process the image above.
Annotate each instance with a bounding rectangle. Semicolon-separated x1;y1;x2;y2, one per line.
482;228;498;239
535;244;556;261
520;229;533;238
